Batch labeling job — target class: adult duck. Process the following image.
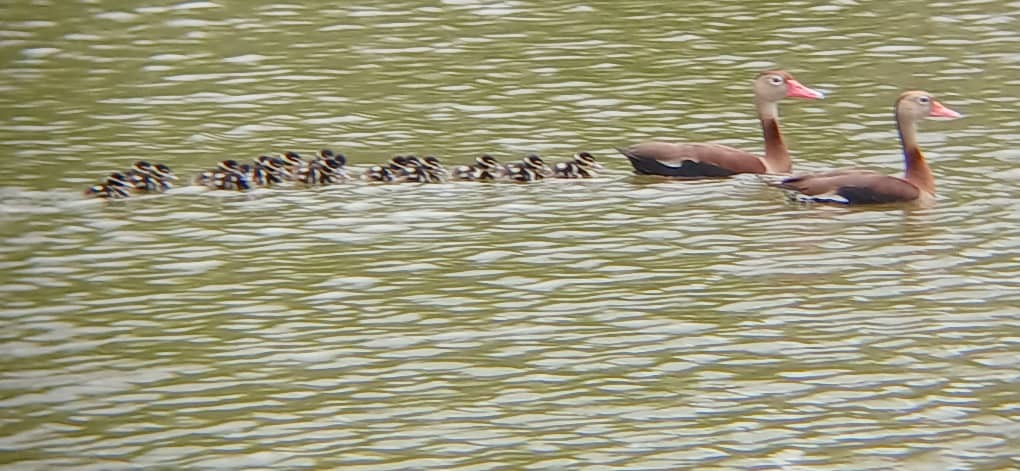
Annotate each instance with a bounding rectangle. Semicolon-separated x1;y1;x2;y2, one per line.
776;91;961;206
618;70;823;177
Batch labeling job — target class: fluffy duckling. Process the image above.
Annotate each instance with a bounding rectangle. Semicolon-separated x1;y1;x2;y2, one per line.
84;172;133;199
151;163;177;190
362;165;396;182
123;161;156;191
296;149;348;186
249;155;289;186
278;151;303;179
122;161;177;192
400;155;446;183
453;154;506;181
505;154;551;182
194;159;252;191
552;152;602;178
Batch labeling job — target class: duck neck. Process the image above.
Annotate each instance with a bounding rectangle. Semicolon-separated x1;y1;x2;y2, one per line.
756;100;790;173
897;115;935;195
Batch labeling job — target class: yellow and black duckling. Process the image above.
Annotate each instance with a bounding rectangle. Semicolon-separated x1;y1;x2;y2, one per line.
194;159;252;191
552;152;602;179
248;155;290;186
505;154;551;182
453;154;506;181
84;172;133;199
296;149;348;186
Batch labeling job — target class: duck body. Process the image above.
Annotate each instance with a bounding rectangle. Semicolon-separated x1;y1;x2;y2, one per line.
620;70;823;178
776;91;960;207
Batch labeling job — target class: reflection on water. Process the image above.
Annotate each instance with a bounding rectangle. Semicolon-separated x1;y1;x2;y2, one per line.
1;0;1019;469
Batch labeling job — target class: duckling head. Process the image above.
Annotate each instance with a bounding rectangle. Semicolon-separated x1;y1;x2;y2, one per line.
218;159;242;172
575;152;603;169
524;154;548;170
477;154;500;168
281;151;303;167
422;156;444;170
107;172;132;187
153;163;178;180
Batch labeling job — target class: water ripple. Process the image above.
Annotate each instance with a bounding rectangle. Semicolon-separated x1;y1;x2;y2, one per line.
1;0;1019;469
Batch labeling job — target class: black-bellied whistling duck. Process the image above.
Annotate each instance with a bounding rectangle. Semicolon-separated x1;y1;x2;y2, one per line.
776;91;961;207
618;70;823;177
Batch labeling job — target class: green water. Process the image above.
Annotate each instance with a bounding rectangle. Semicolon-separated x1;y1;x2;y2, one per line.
1;1;1018;469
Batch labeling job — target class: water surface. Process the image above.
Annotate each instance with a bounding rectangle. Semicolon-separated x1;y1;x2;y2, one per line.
1;1;1019;469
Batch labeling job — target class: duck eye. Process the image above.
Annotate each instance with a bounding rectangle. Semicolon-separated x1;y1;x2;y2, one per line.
918;96;931;104
769;76;784;86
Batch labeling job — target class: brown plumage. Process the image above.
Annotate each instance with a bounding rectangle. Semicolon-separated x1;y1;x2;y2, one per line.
777;91;962;207
619;70;823;178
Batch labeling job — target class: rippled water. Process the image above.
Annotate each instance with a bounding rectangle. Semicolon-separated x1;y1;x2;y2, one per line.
2;1;1019;469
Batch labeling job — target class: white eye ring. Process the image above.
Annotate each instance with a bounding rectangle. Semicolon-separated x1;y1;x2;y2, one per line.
918;96;931;104
769;76;784;86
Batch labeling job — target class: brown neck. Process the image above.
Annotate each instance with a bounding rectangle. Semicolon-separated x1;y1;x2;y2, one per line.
759;117;790;173
897;117;935;194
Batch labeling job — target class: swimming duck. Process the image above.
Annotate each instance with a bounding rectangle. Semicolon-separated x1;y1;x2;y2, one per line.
775;91;961;207
278;151;304;180
84;172;133;199
505;154;551;182
249;155;289;186
553;152;602;178
123;161;156;191
122;161;177;192
151;163;177;191
362;165;397;182
400;155;446;183
619;70;823;177
453;154;506;181
194;159;252;191
296;150;348;185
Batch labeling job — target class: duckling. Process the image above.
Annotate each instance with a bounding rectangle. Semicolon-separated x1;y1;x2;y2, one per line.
505;154;551;182
325;151;349;180
151;163;177;190
249;155;289;186
122;161;160;192
296;152;348;186
552;152;602;178
362;165;396;182
84;172;133;199
454;154;506;181
399;155;446;183
278;151;304;180
194;159;251;191
387;155;413;175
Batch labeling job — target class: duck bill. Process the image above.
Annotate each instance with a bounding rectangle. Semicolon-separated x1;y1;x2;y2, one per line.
929;100;962;119
786;79;825;100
